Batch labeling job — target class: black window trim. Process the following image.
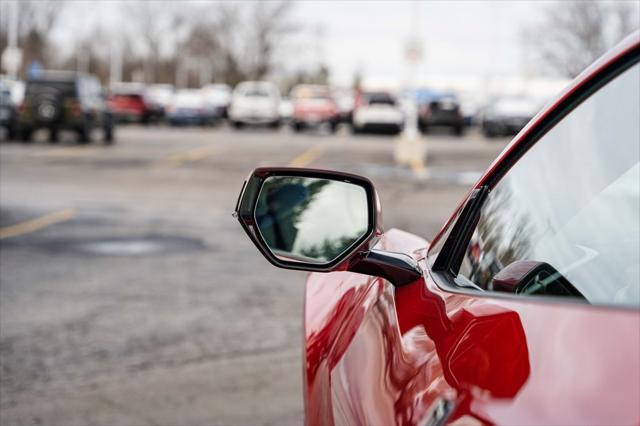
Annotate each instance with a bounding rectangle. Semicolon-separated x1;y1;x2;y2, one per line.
429;45;640;310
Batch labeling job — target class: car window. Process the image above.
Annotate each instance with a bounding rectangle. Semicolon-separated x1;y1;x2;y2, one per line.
27;80;76;97
458;62;640;308
364;93;396;106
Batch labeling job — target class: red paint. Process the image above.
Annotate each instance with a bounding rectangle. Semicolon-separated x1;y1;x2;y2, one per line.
107;93;149;120
303;33;640;425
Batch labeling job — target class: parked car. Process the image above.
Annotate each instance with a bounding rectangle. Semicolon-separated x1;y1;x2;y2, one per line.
417;92;465;135
480;96;542;138
228;81;281;128
166;89;217;126
147;83;175;119
352;91;404;134
108;83;159;124
235;33;640;425
17;71;114;144
201;84;232;118
279;96;294;124
290;84;340;132
0;83;17;139
333;88;355;124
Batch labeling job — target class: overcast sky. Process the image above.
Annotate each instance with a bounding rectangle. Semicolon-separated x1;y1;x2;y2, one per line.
46;0;639;86
293;0;540;85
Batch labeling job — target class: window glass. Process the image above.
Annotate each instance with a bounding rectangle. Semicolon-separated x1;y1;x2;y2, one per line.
459;62;640;308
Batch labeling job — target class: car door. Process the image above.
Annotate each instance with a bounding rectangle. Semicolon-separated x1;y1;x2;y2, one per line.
304;37;640;425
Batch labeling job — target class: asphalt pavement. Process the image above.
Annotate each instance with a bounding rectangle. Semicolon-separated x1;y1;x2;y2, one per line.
0;124;508;426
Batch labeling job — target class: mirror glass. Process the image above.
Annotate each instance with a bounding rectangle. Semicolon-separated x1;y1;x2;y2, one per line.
255;176;369;264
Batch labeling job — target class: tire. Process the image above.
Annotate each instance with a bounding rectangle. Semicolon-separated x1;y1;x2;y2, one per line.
232;121;244;129
104;125;114;145
48;128;59;144
351;124;361;134
292;122;304;132
329;121;339;134
482;125;498;138
453;125;464;136
270;120;281;129
77;121;91;144
19;126;32;143
7;121;17;140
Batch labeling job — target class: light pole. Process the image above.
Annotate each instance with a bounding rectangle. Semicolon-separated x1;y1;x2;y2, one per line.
394;1;428;179
1;0;22;78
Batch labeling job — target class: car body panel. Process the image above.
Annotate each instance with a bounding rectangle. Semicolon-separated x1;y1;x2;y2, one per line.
305;229;640;426
229;81;281;125
304;33;640;425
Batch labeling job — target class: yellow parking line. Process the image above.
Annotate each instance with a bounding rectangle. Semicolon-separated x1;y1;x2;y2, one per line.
31;147;97;158
156;146;219;169
0;208;77;240
288;145;326;168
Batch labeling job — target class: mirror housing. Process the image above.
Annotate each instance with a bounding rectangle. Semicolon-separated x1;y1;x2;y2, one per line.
235;167;422;286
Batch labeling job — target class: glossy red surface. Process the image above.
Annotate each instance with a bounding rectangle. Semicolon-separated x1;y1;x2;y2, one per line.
304;230;640;425
303;33;640;425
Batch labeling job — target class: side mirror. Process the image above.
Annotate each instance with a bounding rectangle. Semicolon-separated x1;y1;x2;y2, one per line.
235;167;422;286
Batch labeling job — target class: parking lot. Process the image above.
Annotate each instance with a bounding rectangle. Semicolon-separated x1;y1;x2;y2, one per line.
0;125;508;425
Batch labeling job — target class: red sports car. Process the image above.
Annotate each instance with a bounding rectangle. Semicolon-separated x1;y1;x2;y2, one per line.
236;33;639;425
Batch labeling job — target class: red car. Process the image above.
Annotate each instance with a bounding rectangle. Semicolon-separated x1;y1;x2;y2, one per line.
290;85;340;133
236;33;639;425
107;86;159;124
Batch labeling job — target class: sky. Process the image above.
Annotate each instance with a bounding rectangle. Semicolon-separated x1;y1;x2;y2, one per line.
40;0;639;89
292;1;540;85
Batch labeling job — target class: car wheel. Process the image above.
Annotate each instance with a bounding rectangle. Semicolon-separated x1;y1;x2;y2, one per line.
7;122;17;140
48;128;59;144
482;125;497;138
453;125;464;136
232;121;244;129
19;126;32;143
104;124;114;145
77;122;91;144
329;121;339;133
292;122;304;132
270;120;281;129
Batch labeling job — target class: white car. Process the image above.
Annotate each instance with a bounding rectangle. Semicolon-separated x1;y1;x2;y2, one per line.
229;81;281;128
166;90;217;126
201;84;232;118
147;84;175;114
352;91;404;134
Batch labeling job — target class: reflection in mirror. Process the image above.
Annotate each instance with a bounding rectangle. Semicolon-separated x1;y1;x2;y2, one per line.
255;176;368;264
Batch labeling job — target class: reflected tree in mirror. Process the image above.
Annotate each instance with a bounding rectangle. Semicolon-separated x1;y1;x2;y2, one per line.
255;176;368;264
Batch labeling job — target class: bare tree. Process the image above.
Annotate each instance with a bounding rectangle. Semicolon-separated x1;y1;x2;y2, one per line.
0;0;64;76
248;1;298;80
124;1;184;84
177;1;297;86
525;0;640;77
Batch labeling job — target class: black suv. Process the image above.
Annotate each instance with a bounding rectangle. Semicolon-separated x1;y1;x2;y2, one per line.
18;71;114;144
418;95;465;136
